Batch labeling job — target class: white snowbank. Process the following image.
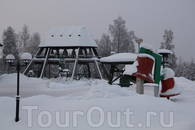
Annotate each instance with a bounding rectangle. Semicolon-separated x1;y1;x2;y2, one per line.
1;73;195;129
161;68;175;80
100;53;137;63
174;77;195;98
140;43;155;52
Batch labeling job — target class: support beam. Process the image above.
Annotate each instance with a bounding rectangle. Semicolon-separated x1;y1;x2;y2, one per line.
100;63;110;80
91;48;102;79
23;48;41;75
40;48;50;78
71;59;78;80
87;63;91;78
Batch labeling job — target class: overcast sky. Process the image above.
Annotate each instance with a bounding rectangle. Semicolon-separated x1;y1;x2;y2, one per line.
0;0;195;61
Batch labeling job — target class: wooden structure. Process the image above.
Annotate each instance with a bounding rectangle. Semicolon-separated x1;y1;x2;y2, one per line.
100;53;137;85
23;26;104;79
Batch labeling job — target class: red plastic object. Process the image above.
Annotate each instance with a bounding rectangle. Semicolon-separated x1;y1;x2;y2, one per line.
132;56;154;83
160;78;180;97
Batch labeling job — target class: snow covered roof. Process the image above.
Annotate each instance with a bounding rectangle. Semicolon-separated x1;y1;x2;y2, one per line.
157;49;173;55
100;53;137;63
39;26;97;48
0;39;3;46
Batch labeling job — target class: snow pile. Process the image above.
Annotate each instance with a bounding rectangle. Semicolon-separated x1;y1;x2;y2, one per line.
84;81;136;99
124;61;138;75
49;77;93;89
174;77;195;98
140;43;155;52
161;68;175;80
0;73;46;84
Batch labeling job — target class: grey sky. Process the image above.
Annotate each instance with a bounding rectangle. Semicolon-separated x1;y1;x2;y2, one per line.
0;0;195;61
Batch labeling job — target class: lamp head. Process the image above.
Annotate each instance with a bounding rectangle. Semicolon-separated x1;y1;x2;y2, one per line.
21;53;32;65
135;38;143;44
6;54;15;66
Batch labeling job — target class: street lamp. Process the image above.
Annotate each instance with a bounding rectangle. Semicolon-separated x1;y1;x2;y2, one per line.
0;39;3;46
135;38;143;53
157;49;173;68
6;53;32;122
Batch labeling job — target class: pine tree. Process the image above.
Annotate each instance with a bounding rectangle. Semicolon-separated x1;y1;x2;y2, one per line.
97;33;112;57
2;26;18;73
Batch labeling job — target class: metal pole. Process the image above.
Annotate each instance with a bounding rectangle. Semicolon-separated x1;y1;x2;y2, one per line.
136;78;144;94
15;60;20;122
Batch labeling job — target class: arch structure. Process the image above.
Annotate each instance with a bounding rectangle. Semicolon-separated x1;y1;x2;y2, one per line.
23;26;104;79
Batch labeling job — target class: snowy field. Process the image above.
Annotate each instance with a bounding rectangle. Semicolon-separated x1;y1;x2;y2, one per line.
0;73;195;130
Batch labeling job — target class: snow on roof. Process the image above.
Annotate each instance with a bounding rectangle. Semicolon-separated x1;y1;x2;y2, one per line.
138;53;155;61
157;49;173;55
140;43;155;52
39;26;97;48
21;53;32;60
6;54;15;60
0;39;3;46
100;53;137;63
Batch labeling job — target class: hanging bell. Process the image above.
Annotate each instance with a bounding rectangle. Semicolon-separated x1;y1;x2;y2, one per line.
160;68;180;97
132;54;155;83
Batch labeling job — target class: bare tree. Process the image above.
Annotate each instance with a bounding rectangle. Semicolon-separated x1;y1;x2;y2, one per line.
109;16;135;53
27;32;41;57
17;24;30;55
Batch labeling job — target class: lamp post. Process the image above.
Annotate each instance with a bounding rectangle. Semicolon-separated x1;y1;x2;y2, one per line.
135;38;144;94
135;38;143;53
6;53;32;122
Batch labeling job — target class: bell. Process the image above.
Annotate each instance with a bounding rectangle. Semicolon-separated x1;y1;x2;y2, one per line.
132;54;154;83
160;68;180;97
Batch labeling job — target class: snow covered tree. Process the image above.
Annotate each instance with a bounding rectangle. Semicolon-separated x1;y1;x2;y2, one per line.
17;24;30;55
27;32;41;57
2;26;18;73
160;29;177;70
109;16;135;53
97;33;112;57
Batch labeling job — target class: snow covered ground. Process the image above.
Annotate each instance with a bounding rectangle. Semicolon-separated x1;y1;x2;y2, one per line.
0;73;195;130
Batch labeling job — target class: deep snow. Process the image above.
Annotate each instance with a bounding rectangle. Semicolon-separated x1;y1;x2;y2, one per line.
0;73;195;130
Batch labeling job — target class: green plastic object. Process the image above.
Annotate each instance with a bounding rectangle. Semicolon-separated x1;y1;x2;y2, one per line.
120;76;130;87
139;47;164;84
